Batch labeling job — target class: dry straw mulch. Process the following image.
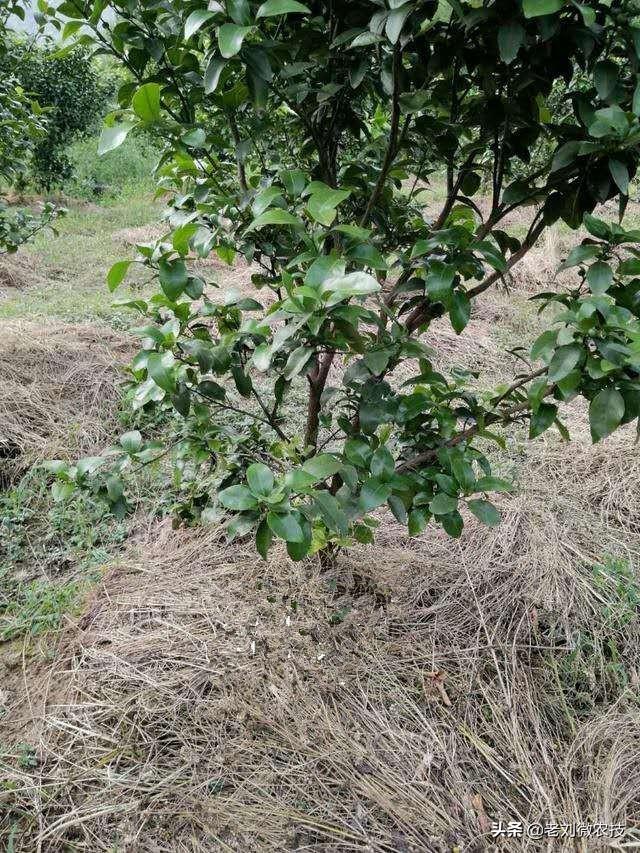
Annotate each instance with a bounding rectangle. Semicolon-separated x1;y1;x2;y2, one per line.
3;411;640;852
0;320;130;485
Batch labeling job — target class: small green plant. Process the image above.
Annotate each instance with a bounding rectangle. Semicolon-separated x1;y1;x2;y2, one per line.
0;580;81;643
548;559;640;722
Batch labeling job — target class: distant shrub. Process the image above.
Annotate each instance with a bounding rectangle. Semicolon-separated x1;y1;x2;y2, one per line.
3;40;112;190
63;133;159;200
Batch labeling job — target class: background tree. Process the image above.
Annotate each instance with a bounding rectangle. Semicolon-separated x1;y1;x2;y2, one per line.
1;37;112;190
0;0;60;253
48;0;640;563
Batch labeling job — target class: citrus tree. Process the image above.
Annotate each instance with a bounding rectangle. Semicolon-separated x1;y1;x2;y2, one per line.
48;0;640;562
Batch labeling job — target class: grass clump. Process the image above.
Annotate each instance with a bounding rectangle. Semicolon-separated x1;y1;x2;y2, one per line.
0;580;82;643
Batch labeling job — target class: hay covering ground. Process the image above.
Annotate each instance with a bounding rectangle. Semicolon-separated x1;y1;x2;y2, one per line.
0;320;130;484
3;407;640;851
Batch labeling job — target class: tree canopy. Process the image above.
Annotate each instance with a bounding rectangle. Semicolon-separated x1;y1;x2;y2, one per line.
45;0;640;561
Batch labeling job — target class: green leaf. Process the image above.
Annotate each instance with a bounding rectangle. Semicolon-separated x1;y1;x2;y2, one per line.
583;214;610;240
132;83;161;123
319;271;381;307
594;60;618;101
529;402;557;438
354;523;374;544
408;508;429;536
530;329;558;363
256;0;311;17
385;5;411;44
429;492;458;515
204;56;227;94
267;511;304;542
449;290;470;333
228;0;251;24
498;21;524;64
522;0;563;18
306;184;351;226
280;169;307;197
451;455;475;492
441;510;463;538
218;24;252;58
232;365;253;397
98;121;135;156
618;259;640;276
256;518;273;560
219;484;258;510
185;9;217;40
245;208;301;232
283;345;312;379
314;491;348;534
198;380;226;401
586;261;613;295
359;478;391;512
589;387;624;442
181;128;206;149
146;351;176;393
425;262;455;303
387;494;407;524
159;259;188;300
246;463;275;496
344;437;371;468
474;476;512;493
547;344;582;383
302;454;342;480
286;515;312;560
370;447;394;481
120;430;142;454
467;498;501;527
609;159;629;195
107;260;132;292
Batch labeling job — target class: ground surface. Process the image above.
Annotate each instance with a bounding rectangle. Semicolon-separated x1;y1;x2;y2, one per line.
1;192;640;852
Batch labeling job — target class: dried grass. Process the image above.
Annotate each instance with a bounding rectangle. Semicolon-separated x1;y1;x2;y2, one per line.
0;321;130;483
3;415;640;851
0;253;50;293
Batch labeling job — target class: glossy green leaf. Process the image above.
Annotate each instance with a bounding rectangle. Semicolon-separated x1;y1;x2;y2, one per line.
218;24;252;58
256;518;273;559
256;0;311;17
219;484;258;510
498;21;524;64
98;121;135;155
529;402;558;438
302;454;342;480
547;344;582;383
245;208;301;232
586;261;613;295
132;83;161;123
522;0;563;18
267;511;304;542
359;478;391;512
589;387;624;442
107;260;132;292
467;498;501;527
247;463;275;496
429;492;458;515
185;9;217;40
